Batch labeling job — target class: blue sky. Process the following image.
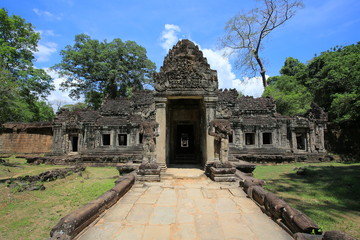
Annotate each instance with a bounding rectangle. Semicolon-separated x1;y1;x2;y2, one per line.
2;0;360;106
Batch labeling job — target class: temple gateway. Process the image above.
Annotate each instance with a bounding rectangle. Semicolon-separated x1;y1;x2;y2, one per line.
48;39;327;170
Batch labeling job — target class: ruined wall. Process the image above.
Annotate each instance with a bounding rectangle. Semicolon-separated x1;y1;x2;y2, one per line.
0;128;53;154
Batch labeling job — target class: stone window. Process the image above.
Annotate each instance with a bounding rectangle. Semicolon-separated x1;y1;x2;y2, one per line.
118;134;127;146
102;134;111;146
245;133;255;145
263;132;272;144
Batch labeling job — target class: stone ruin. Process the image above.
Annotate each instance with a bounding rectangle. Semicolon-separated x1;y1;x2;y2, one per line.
0;39;328;180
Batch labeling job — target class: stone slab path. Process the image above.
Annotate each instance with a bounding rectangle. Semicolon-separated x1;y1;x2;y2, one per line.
77;173;292;240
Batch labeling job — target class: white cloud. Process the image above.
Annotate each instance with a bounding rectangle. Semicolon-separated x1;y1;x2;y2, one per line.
35;42;57;62
202;48;264;97
160;24;181;51
37;29;57;37
201;48;238;89
45;69;77;110
232;76;265;97
33;8;62;20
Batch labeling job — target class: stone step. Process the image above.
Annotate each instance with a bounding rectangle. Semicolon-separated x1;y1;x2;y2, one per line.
162;168;206;180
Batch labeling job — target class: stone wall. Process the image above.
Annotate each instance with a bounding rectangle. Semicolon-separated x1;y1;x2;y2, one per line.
0;123;53;154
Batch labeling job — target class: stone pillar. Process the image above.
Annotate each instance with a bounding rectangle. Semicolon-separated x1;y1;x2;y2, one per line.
204;96;218;165
155;97;167;169
291;129;297;153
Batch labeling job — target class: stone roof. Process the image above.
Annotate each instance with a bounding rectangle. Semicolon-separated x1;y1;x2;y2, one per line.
54;110;99;123
241;115;278;125
237;96;276;112
95;116;128;126
132;91;155;107
99;98;132;116
217;89;238;103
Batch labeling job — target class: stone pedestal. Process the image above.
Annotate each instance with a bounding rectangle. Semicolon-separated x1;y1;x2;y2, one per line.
137;162;161;182
209;165;236;182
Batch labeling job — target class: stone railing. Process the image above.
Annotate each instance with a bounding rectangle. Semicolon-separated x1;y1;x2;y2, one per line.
49;174;135;240
236;171;357;240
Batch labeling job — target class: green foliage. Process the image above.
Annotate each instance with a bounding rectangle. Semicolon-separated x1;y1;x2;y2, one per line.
60;102;88;112
265;43;360;123
279;57;306;77
0;9;54;123
263;75;312;115
0;68;54;123
305;43;360;122
0;8;53;98
53;34;156;109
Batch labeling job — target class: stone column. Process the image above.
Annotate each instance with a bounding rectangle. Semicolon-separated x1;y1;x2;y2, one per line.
204;96;218;165
155;97;167;169
291;128;297;153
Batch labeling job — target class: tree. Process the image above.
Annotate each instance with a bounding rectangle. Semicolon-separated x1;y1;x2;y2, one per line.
0;8;54;123
53;34;156;109
0;67;54;124
263;74;312;116
59;102;88;112
279;57;306;77
264;43;360;123
305;43;360;123
221;0;303;88
263;57;312;116
0;8;53;98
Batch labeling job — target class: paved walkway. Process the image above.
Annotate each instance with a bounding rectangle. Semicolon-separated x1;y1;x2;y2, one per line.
77;170;292;240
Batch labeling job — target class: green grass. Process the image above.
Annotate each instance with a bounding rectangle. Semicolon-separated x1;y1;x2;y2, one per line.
253;162;360;238
0;157;119;240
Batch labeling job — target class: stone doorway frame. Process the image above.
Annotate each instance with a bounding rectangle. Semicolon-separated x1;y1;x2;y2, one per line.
155;96;218;170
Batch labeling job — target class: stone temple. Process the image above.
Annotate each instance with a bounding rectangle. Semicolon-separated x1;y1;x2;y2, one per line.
0;40;327;171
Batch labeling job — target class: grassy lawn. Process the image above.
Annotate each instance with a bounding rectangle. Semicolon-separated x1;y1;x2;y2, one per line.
0;157;70;180
253;161;360;239
0;157;119;240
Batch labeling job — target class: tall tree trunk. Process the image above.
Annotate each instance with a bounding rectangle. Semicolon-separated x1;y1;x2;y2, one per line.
254;53;267;88
260;70;267;88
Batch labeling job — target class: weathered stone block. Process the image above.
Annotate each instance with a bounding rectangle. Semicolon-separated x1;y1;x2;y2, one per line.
233;160;256;173
137;175;161;182
282;205;321;234
209;166;236;182
138;168;161;175
210;167;236;174
116;164;137;175
294;232;323;240
323;230;357;240
210;175;236;182
240;178;265;192
247;185;267;206
264;192;287;219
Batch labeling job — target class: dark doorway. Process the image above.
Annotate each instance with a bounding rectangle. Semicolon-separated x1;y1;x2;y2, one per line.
167;98;204;166
70;136;78;152
296;133;307;150
174;124;195;163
